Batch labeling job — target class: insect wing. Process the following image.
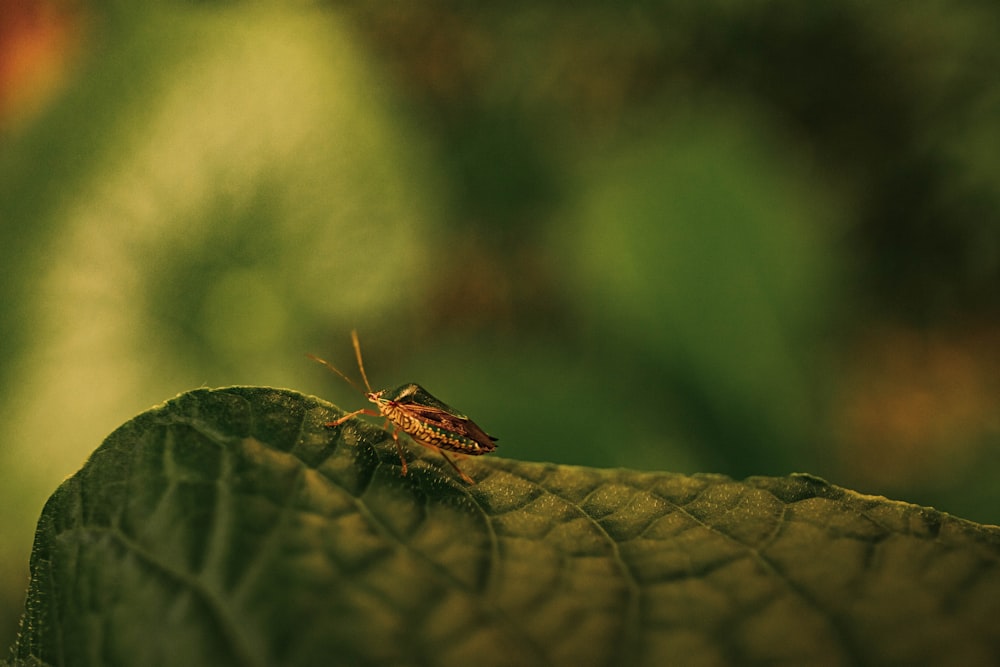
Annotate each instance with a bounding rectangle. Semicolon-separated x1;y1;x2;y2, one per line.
405;402;498;449
391;384;498;450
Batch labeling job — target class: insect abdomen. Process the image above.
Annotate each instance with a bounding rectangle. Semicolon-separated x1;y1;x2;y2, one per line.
383;405;494;455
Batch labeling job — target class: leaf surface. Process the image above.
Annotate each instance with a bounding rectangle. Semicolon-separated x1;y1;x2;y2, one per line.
10;388;1000;666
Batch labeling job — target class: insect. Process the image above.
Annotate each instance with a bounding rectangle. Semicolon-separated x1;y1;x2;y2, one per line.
308;330;497;484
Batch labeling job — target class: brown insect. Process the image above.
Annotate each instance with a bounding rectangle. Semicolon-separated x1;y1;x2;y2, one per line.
308;331;497;484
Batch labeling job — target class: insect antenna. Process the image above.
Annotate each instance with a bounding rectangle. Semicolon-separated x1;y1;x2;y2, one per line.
306;353;366;397
350;329;374;393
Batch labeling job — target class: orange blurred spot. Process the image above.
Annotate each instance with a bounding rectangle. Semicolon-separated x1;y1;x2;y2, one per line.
836;322;1000;487
0;0;83;129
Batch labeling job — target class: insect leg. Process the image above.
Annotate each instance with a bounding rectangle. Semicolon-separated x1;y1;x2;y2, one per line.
406;438;475;485
438;450;475;485
324;408;380;427
386;420;409;476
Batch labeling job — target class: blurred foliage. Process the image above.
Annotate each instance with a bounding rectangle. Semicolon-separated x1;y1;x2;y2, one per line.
2;0;999;650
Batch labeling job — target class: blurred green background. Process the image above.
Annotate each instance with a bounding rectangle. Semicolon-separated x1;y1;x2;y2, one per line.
2;0;998;648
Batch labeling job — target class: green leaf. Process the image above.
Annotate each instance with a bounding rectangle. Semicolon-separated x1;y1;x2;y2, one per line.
10;388;1000;666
